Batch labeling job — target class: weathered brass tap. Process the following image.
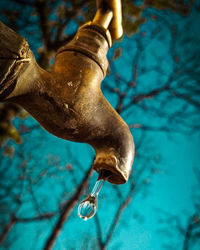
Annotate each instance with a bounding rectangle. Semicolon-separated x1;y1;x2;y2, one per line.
0;0;134;184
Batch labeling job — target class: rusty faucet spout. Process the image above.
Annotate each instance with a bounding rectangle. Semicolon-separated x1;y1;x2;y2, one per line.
0;0;134;184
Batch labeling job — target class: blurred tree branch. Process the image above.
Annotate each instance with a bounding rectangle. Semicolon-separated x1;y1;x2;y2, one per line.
156;167;200;250
0;0;199;249
0;0;197;145
44;165;93;250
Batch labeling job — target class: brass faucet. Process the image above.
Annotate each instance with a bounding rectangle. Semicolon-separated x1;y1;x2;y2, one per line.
1;0;134;184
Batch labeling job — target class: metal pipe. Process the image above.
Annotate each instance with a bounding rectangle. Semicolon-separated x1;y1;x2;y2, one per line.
93;6;113;29
96;0;123;40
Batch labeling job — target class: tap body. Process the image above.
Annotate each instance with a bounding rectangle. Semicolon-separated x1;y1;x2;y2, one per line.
0;1;134;184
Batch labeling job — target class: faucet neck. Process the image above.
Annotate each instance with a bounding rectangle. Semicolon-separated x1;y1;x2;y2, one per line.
56;23;112;77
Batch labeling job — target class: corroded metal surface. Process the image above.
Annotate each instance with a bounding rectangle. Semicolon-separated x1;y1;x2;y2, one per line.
2;1;134;184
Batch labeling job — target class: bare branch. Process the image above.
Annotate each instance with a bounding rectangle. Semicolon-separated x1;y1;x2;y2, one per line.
104;181;134;247
0;215;16;245
43;166;93;250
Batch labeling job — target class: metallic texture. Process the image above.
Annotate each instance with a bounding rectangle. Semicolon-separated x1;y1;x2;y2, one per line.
93;6;113;29
96;0;123;40
4;0;134;184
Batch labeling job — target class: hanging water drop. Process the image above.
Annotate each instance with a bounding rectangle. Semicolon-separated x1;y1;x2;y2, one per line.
78;170;112;221
78;194;97;220
78;179;104;220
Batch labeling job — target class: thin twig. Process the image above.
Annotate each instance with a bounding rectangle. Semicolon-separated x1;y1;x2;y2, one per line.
43;166;93;250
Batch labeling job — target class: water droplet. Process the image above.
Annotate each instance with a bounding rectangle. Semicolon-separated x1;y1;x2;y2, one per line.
78;195;97;220
78;170;113;221
78;179;105;220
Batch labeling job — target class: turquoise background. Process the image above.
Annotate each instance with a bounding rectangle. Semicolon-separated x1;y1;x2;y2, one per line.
0;2;200;250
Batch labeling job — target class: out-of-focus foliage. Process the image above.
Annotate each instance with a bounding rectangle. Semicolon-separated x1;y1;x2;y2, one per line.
0;103;27;146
